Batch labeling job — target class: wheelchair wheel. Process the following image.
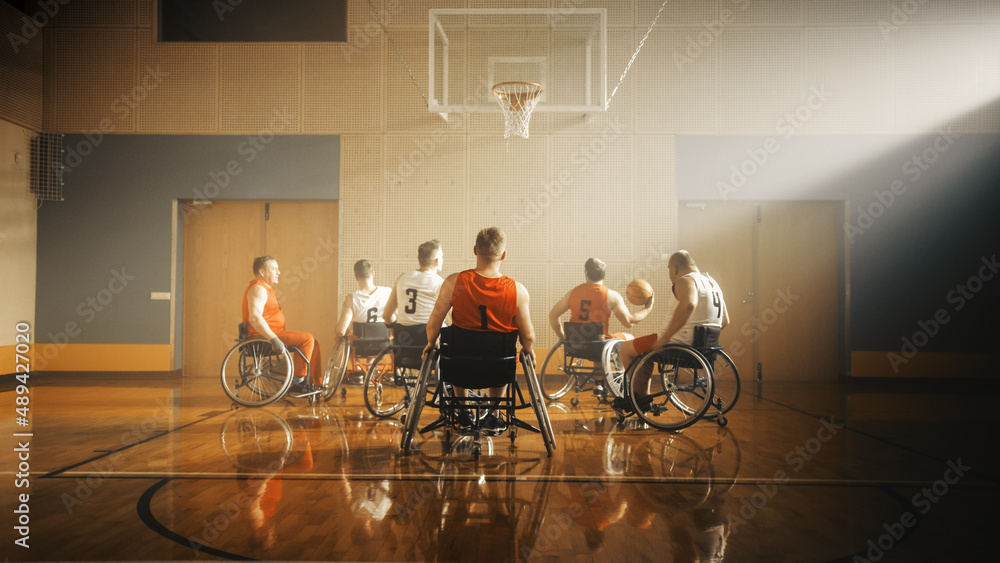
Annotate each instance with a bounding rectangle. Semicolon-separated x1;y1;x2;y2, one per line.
628;346;714;431
364;346;410;418
701;350;741;419
221;338;293;407
401;352;436;454
322;337;350;402
539;342;575;400
602;340;626;399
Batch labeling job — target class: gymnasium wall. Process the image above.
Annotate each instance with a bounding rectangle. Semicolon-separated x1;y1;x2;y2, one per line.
16;0;1000;375
32;134;338;371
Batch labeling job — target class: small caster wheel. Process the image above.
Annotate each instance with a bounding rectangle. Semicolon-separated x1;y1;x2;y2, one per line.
340;387;347;397
717;416;727;427
616;413;625;425
400;413;407;425
571;396;579;407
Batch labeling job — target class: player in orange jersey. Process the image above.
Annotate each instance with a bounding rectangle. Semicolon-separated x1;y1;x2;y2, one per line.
242;256;321;387
423;227;535;431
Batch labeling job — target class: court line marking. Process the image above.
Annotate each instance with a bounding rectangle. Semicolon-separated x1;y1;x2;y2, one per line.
33;470;998;488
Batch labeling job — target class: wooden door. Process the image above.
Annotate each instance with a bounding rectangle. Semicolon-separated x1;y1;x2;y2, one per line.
679;201;841;382
182;201;339;378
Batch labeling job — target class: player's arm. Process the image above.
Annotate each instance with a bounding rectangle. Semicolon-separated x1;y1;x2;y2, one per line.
609;289;653;328
382;274;402;325
246;285;278;341
548;291;572;341
334;293;353;339
720;296;730;330
423;274;457;359
653;276;696;348
515;281;536;365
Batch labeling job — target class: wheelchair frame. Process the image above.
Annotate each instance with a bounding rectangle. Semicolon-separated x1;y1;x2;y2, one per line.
539;322;626;406
324;322;393;402
220;323;322;407
362;324;429;418
400;341;556;460
614;335;740;430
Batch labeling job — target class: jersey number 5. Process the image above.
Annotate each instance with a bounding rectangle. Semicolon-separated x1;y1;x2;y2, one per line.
404;288;418;314
578;300;591;322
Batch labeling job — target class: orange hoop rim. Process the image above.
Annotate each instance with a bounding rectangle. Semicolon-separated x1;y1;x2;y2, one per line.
491;81;543;99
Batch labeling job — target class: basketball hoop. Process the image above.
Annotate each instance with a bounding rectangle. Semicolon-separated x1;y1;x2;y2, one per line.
492;81;543;139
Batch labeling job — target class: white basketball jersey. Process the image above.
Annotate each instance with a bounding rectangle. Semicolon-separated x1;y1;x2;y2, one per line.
352;286;391;323
393;270;444;326
671;272;725;345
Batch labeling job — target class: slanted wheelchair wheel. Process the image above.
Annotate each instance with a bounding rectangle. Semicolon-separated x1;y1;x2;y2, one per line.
628;345;714;431
701;350;741;419
401;352;436;454
539;342;575;400
601;339;626;399
322;337;351;402
221;338;293;407
364;346;410;418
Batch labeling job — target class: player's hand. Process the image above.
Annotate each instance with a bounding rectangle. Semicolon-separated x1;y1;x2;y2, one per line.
522;346;536;367
645;295;654;308
269;337;286;355
421;342;434;361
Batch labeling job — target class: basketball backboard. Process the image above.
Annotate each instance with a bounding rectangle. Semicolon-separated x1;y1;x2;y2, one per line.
428;8;607;118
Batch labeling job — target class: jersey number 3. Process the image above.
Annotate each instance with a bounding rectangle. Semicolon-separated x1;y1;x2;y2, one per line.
404;288;418;314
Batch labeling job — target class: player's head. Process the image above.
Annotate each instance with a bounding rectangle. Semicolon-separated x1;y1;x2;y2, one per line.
418;239;443;271
584;258;607;282
474;227;506;260
252;256;279;285
354;259;374;280
667;250;697;281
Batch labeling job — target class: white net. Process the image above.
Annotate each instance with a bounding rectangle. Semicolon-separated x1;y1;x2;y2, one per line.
492;82;543;139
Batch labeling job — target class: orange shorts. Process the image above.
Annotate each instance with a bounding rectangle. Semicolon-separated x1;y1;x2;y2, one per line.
631;333;658;355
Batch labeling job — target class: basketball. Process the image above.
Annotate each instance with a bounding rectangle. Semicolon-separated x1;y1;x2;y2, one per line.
626;279;653;305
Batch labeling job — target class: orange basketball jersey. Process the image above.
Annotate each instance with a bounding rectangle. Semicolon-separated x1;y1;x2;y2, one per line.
451;270;518;332
242;280;286;336
569;282;612;334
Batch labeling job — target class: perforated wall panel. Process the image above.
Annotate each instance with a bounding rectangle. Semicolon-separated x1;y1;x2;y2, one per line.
550;132;633;261
467;134;549;261
51;0;137;27
138;0;152;27
986;0;1000;20
383;134;467;260
892;26;981;133
889;0;979;23
50;29;136;132
552;28;633;135
635;135;674;305
579;0;634;28
636;27;717;133
388;28;464;134
500;260;551;349
805;0;888;25
397;0;466;28
135;31;217;133
638;0;716;26
340;135;384;261
219;45;301;134
729;0;803;26
303;42;384;133
719;29;803;133
805;27;890;133
979;25;1000;132
0;3;43;130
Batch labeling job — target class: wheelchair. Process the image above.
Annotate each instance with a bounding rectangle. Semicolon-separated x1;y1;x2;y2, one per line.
362;323;429;418
220;322;321;407
615;326;740;430
539;322;625;405
400;326;557;459
323;321;392;401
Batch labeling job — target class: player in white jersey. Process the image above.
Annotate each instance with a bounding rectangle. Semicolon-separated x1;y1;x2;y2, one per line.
384;239;445;326
618;250;729;369
335;260;392;338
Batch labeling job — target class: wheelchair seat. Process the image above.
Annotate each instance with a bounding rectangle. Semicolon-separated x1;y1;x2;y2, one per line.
390;323;428;370
400;326;557;458
352;321;391;357
563;321;607;363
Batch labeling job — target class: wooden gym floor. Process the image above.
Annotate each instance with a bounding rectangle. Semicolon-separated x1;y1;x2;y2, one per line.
1;373;995;562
